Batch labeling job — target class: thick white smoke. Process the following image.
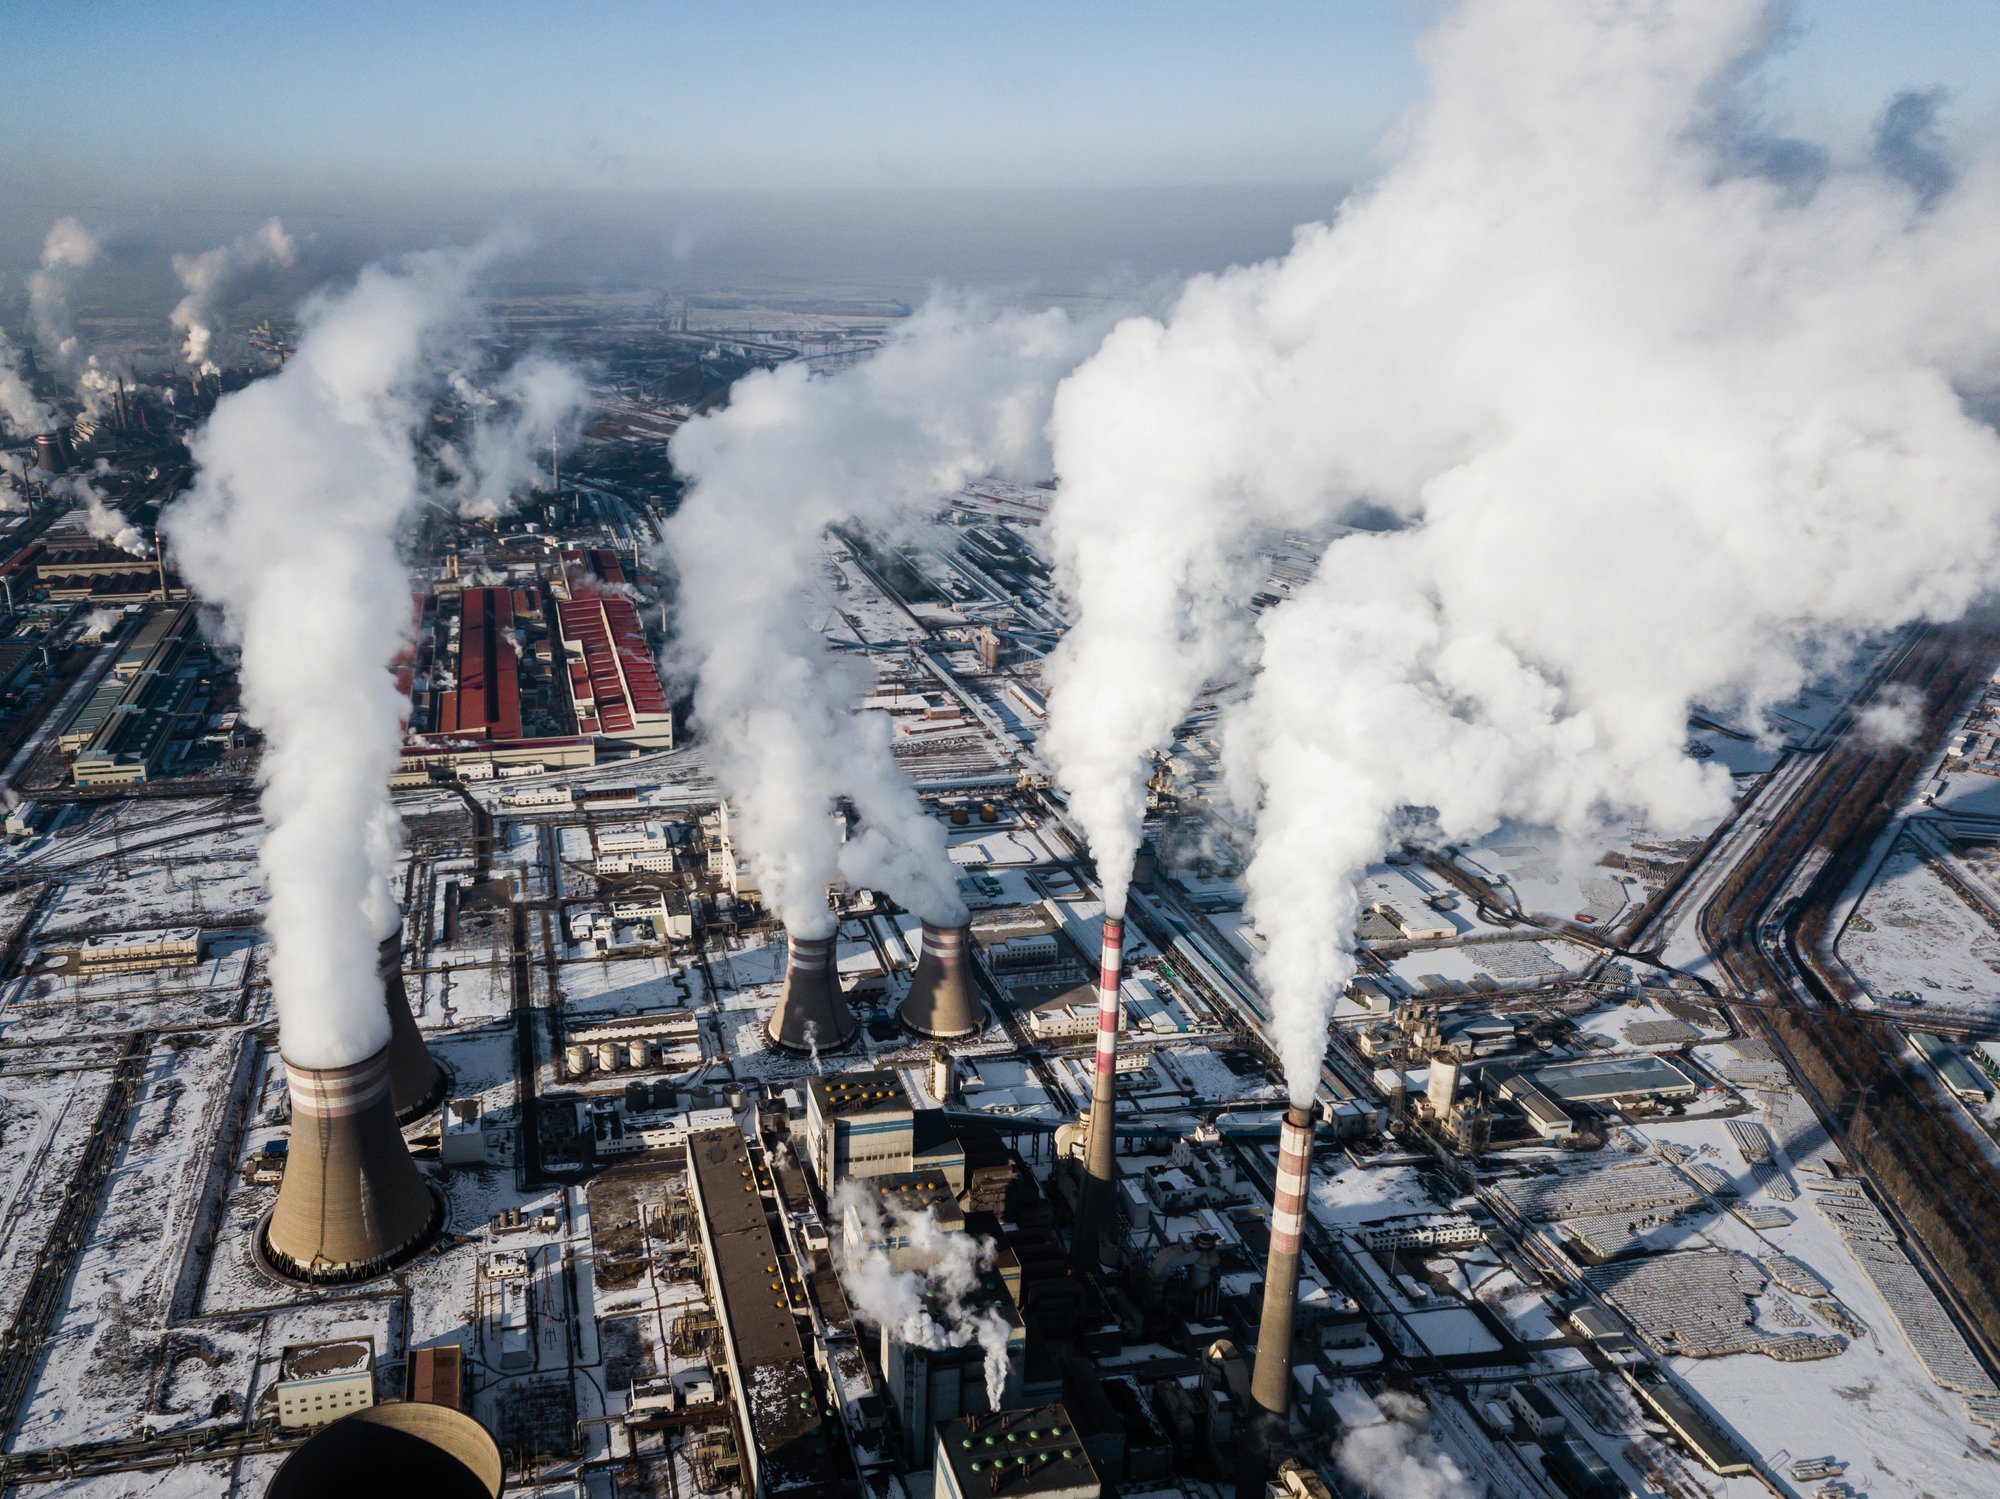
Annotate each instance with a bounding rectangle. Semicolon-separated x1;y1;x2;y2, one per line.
439;353;589;519
663;301;1092;937
1045;0;2000;1104
1336;1392;1478;1499
163;241;567;1068
170;219;298;373
833;1180;1012;1409
57;465;153;557
0;332;51;436
27;217;101;372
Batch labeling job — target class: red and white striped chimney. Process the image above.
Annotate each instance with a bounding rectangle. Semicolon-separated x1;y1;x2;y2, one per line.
1074;915;1125;1267
1250;1103;1315;1419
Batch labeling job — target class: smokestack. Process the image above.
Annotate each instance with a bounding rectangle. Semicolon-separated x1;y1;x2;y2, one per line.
1249;1104;1315;1442
896;920;981;1040
379;934;445;1122
1073;915;1124;1268
766;929;858;1053
262;1046;442;1283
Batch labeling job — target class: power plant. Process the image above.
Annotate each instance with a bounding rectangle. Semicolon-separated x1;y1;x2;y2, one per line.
896;920;981;1039
1247;1103;1315;1468
766;928;858;1053
380;934;446;1122
1072;914;1124;1268
261;1046;443;1284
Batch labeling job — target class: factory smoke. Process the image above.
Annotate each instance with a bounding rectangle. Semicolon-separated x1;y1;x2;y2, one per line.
663;301;1091;937
163;240;572;1068
832;1182;1012;1409
56;465;152;557
439;353;589;519
0;333;51;437
27;217;102;372
1043;0;2000;1105
170;219;298;372
1335;1392;1477;1499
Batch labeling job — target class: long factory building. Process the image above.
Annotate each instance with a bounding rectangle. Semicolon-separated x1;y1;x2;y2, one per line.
557;593;673;749
60;604;202;786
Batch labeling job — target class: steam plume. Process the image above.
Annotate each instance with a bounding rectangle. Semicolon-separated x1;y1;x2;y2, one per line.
833;1181;1012;1409
170;219;298;373
56;465;152;557
1336;1392;1477;1499
162;241;563;1068
27;217;101;371
1045;0;2000;1104
439;353;589;518
663;301;1090;937
0;333;51;436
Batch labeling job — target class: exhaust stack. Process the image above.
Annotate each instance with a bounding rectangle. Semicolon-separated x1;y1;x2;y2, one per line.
379;934;445;1122
1073;915;1124;1268
896;920;981;1040
766;929;858;1053
263;1046;442;1284
1250;1104;1315;1430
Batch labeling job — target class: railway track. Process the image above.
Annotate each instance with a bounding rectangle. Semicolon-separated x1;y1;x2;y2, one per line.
1695;616;2000;1380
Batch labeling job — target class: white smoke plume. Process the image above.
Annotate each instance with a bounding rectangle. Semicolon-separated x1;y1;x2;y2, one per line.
170;219;298;373
1045;0;2000;1104
163;240;565;1068
832;1179;1013;1409
0;332;51;437
27;217;102;372
663;301;1092;937
438;352;589;519
79;607;126;641
54;466;152;557
1336;1392;1478;1499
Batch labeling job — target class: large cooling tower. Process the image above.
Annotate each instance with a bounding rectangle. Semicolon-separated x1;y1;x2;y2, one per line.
1073;915;1124;1269
766;930;858;1054
379;934;445;1122
896;920;981;1040
267;1403;503;1499
1249;1104;1315;1424
263;1046;443;1284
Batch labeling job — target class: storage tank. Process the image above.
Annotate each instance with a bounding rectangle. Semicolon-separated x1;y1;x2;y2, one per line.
595;1042;619;1073
625;1039;650;1069
564;1045;591;1077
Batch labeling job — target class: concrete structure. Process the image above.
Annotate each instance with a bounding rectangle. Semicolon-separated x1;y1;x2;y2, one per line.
52;926;201;976
265;1403;503;1499
556;594;673;748
1073;916;1125;1270
899;920;983;1040
1249;1105;1315;1446
768;929;859;1054
685;1127;841;1499
1426;1053;1461;1118
379;935;446;1122
274;1339;376;1429
263;1046;442;1284
805;1071;914;1188
440;1099;490;1166
881;1274;1026;1458
407;1344;463;1409
933;1405;1099;1499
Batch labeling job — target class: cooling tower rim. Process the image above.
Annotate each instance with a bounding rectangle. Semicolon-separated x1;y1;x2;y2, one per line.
395;1056;453;1124
266;1400;505;1498
251;1181;447;1289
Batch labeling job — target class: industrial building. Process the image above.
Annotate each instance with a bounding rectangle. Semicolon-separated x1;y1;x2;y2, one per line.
805;1071;915;1186
49;925;202;976
685;1126;843;1499
1526;1055;1700;1107
556;594;673;749
932;1405;1099;1499
273;1339;376;1429
407;1344;464;1410
436;586;524;741
60;603;202;785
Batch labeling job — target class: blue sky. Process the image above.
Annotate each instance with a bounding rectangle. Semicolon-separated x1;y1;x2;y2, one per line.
5;1;1997;199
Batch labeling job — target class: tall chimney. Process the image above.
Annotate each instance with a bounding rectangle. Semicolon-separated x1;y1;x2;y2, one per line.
766;928;858;1053
379;934;445;1122
263;1046;442;1283
1072;915;1124;1268
896;920;981;1040
1249;1105;1315;1433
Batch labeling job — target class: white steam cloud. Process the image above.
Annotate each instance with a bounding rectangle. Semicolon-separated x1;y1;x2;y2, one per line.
27;217;102;372
833;1180;1012;1410
171;219;298;373
163;240;570;1068
663;301;1092;937
57;465;152;557
1336;1392;1478;1499
1045;0;2000;1104
439;353;589;519
0;332;52;437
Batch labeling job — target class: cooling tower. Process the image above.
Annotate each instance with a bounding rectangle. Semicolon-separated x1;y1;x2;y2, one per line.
267;1403;503;1499
263;1046;443;1284
1072;915;1125;1269
379;934;445;1122
766;929;859;1054
1249;1104;1316;1422
896;920;981;1040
